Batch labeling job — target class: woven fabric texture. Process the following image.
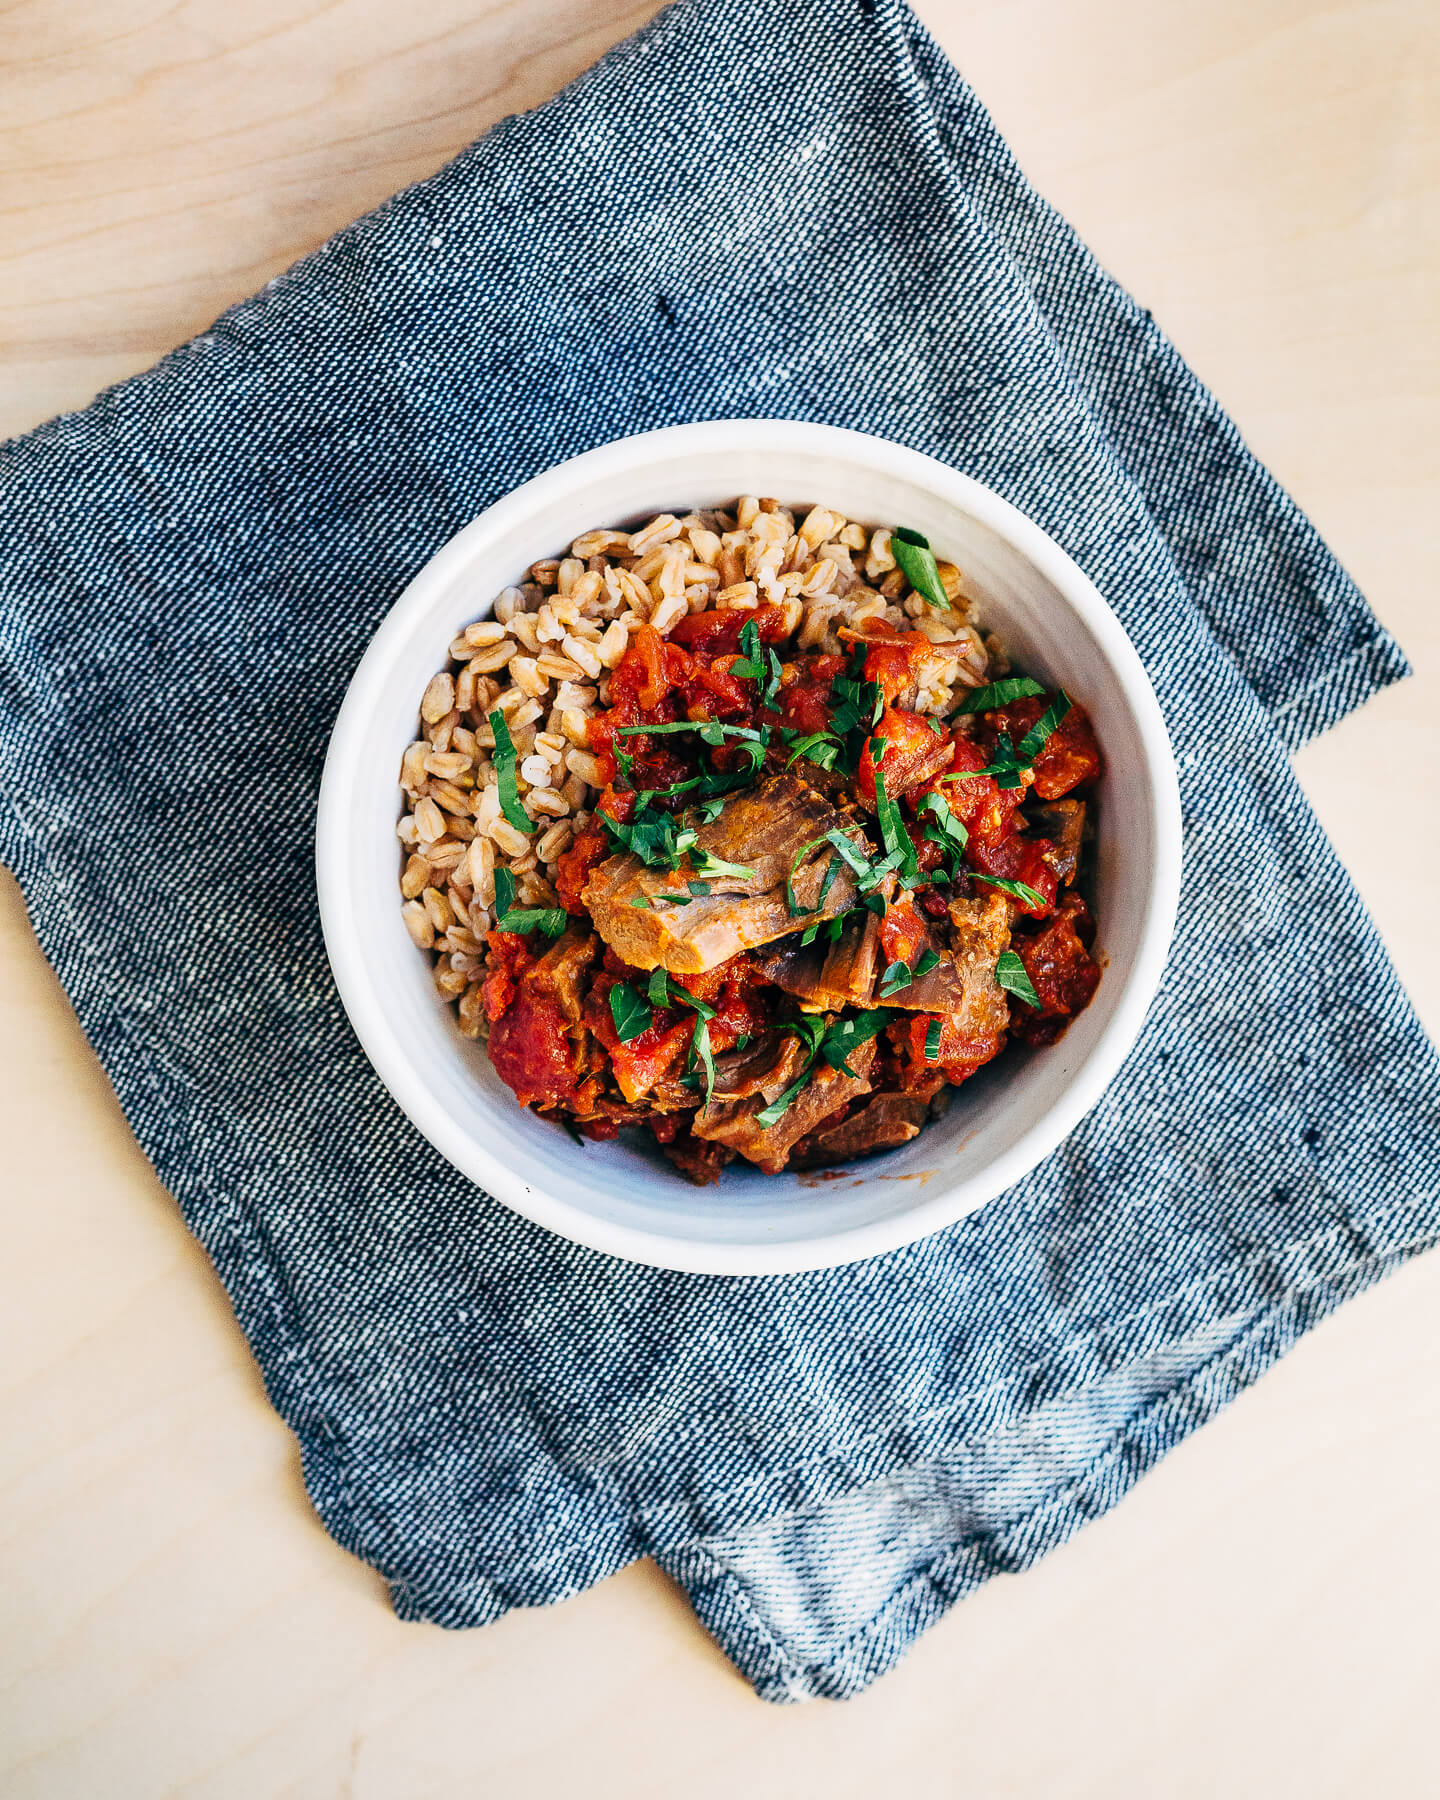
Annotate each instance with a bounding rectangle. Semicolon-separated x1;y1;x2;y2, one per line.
2;0;1435;1702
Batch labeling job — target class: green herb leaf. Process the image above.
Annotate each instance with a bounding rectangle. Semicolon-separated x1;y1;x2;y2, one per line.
878;949;939;997
941;732;1028;790
924;1019;942;1060
918;788;968;879
488;709;535;836
955;677;1047;715
675;984;717;1022
608;982;652;1043
873;769;922;889
1015;689;1072;763
917;788;967;843
782;729;843;772
973;873;1048;910
613;720;764;741
785;835;845;916
754;1067;814;1129
878;958;913;998
891;526;951;610
819;1008;893;1077
636;773;705;803
647;967;670;1007
824;828;877;885
782;1015;830;1059
691;849;756;882
490;862;566;937
995;948;1042;1008
731;619;764;680
495;906;568;938
690;1014;717;1104
831;673;884;736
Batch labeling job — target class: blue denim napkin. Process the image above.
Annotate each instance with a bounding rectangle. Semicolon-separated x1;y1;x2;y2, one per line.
2;0;1436;1703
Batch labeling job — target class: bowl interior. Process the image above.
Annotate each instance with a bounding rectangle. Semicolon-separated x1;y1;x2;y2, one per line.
319;427;1176;1272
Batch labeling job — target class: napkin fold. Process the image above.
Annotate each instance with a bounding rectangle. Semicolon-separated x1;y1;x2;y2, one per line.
2;0;1436;1703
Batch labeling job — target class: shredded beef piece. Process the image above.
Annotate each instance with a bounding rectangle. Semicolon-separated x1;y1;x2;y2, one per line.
581;769;867;974
791;1092;931;1168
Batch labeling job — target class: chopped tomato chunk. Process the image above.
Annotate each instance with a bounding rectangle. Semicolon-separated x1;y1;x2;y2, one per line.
924;735;1023;844
779;681;834;736
980;694;1102;799
608;1016;693;1103
862;632;942;705
487;985;580;1108
857;706;953;802
481;930;534;1022
667;601;787;653
969;833;1058;919
1010;893;1100;1045
887;1014;1005;1089
610;622;671;712
880;892;931;968
554;821;610;916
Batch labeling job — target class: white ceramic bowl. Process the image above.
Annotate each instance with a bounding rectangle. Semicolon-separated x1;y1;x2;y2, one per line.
317;421;1181;1275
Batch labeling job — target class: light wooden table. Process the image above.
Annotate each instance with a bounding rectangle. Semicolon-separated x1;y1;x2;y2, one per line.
3;2;1437;1794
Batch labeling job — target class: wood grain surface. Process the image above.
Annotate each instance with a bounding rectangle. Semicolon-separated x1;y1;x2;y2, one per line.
2;2;1437;1795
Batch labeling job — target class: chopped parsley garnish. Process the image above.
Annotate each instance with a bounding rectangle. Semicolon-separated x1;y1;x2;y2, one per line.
613;719;765;742
873;769;922;889
491;867;567;938
488;709;535;836
608;981;651;1043
878;947;941;998
646;968;717;1021
731;620;784;707
782;728;843;772
878;959;911;998
973;872;1048;910
955;676;1047;715
785;835;845;916
890;527;951;611
995;948;1042;1008
924;1019;942;1061
599;807;754;884
830;665;884;738
641;971;720;1104
753;1066;816;1130
636;773;705;804
821;826;903;900
688;1016;717;1103
942;732;1028;791
1015;690;1072;763
690;849;757;882
600;808;697;868
942;690;1071;791
917;788;968;876
753;1008;896;1128
817;1008;893;1076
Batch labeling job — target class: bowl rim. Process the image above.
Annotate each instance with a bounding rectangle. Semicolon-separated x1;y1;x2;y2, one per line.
316;420;1182;1274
